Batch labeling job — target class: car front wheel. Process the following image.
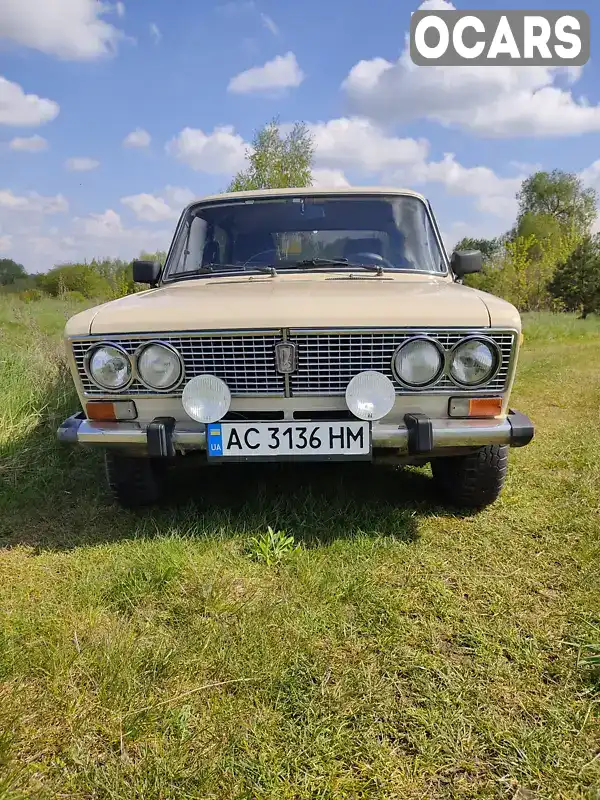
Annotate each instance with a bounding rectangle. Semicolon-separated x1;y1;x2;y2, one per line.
431;444;509;509
104;451;166;508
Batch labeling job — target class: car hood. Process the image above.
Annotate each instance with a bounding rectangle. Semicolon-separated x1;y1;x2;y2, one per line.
71;273;519;336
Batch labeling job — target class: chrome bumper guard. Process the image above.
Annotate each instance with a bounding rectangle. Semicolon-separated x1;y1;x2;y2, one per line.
57;410;534;456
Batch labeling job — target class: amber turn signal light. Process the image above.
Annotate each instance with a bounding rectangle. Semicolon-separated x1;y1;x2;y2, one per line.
449;397;503;418
86;401;137;421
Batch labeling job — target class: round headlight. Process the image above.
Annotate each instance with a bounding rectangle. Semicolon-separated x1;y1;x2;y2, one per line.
87;344;132;390
393;338;444;387
345;370;396;421
182;374;231;423
450;338;497;386
137;343;182;390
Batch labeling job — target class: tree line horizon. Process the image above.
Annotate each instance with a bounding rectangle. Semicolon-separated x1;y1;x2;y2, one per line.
1;118;599;318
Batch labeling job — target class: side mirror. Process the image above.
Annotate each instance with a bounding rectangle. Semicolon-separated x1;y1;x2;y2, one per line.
451;249;483;278
132;259;161;286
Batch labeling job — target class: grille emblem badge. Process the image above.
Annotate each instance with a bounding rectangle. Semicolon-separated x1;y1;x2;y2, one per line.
274;342;297;374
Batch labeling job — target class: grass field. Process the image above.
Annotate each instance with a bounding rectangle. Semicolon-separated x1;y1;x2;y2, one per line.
1;295;599;799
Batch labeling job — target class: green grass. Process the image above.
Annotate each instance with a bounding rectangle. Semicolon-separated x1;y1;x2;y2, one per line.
0;296;599;799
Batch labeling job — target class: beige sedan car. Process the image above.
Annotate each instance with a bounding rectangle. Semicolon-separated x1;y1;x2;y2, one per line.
58;187;534;509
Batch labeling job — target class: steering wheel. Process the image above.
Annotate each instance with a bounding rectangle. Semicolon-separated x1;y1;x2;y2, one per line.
350;252;396;269
242;249;278;267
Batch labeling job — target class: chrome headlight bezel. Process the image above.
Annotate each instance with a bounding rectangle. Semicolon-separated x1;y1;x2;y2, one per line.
448;336;501;388
391;335;446;390
84;342;133;392
134;341;184;392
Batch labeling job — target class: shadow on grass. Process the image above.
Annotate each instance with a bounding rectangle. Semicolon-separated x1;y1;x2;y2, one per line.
1;380;466;552
162;456;442;544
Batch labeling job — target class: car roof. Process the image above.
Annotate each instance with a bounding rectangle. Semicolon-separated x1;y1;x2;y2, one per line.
183;186;428;211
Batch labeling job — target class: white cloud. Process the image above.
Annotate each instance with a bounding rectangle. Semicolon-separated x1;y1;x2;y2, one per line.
56;210;167;257
3;206;170;272
342;0;600;139
440;216;513;252
0;189;68;269
439;221;470;253
150;23;161;44
162;186;196;208
463;85;600;139
0;0;123;60
121;194;174;223
121;186;195;222
166;125;247;174
0;76;59;127
406;153;523;219
510;160;543;174
310;117;428;173
417;0;455;8
0;189;68;214
580;160;600;194
115;2;125;17
9;134;48;152
123;128;151;148
74;209;124;238
228;52;304;94
0;188;165;272
306;116;520;222
65;209;170;258
65;157;100;172
261;13;279;35
311;168;351;188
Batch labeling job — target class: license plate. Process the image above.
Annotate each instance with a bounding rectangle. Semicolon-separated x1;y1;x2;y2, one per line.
206;421;371;461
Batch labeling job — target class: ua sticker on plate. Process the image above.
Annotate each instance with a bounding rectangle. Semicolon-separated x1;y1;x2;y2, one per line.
207;423;224;456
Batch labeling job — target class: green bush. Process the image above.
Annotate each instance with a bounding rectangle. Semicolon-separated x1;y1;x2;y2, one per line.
37;264;113;299
62;290;88;304
19;289;47;303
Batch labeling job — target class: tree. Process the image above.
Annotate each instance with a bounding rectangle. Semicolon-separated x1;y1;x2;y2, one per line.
228;118;314;191
88;256;141;297
548;235;600;318
139;250;167;264
0;258;27;286
454;237;502;264
516;170;597;236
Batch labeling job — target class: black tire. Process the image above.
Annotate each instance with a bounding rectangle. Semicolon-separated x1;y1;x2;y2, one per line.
104;451;166;508
431;445;509;509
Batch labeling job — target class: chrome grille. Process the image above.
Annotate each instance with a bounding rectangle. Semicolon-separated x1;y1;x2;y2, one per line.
70;328;516;398
288;329;515;396
71;332;284;396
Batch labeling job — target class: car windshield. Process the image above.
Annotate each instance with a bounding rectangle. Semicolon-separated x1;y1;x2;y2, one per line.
164;194;447;280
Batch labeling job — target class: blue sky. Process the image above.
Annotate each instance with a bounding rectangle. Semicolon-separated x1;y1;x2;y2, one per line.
2;0;600;271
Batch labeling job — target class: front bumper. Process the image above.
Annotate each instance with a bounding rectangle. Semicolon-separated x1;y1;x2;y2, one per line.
57;410;534;457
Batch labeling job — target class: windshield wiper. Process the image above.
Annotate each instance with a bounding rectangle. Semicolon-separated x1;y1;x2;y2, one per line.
290;257;385;275
251;266;278;276
353;263;385;275
167;263;279;282
168;258;385;283
204;263;277;275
